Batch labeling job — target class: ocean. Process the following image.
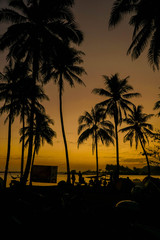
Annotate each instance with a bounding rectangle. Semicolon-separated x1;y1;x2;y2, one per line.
1;172;160;187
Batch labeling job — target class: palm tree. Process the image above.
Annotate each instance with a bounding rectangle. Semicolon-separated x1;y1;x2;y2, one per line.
92;73;140;178
109;0;160;70
20;109;56;184
16;77;49;178
31;111;56;167
10;61;32;178
119;105;154;177
77;106;114;180
0;0;83;185
0;63;19;188
43;46;86;183
3;61;49;179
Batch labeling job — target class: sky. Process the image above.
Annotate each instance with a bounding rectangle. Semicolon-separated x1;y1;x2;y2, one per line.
0;0;160;172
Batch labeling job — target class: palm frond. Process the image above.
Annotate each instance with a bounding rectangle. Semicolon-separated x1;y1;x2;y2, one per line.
119;125;135;133
123;92;141;99
123;130;134;147
97;99;113;109
78;123;88;135
135;131;139;149
109;0;136;28
78;111;93;125
154;100;160;110
144;127;154;137
67;70;86;87
100;120;114;130
142;114;154;123
9;0;28;15
98;128;114;146
77;128;93;147
0;8;27;24
127;23;153;60
63;71;74;87
148;27;160;70
92;88;112;97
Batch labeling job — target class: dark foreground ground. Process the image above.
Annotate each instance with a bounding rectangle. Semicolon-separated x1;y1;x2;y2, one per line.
0;177;160;239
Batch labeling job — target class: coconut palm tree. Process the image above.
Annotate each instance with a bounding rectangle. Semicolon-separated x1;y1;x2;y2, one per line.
20;109;56;184
43;46;86;183
31;111;56;167
0;0;83;185
119;105;154;177
3;60;49;179
16;76;49;178
9;61;32;178
0;63;19;188
77;106;114;180
92;73;140;178
109;0;160;70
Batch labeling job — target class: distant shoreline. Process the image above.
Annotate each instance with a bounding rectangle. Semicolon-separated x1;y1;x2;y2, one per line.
58;172;160;176
0;171;160;176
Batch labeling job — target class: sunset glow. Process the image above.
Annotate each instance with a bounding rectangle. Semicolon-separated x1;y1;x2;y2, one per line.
0;0;160;173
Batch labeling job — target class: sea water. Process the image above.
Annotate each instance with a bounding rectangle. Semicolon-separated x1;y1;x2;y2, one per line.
1;173;160;187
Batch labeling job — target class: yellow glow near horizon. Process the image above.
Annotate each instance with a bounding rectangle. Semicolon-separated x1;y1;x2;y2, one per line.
0;1;160;173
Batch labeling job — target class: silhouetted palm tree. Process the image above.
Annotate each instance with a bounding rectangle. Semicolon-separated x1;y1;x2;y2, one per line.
120;105;154;177
0;63;19;187
10;62;32;178
78;106;114;180
0;0;83;185
20;109;56;183
32;111;56;166
17;78;49;178
109;0;160;70
43;46;86;183
92;73;140;178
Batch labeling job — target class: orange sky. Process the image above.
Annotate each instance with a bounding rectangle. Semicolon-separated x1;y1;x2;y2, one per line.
0;0;160;172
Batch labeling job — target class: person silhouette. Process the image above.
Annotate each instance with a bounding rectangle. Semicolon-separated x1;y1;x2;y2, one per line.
71;172;76;185
78;171;83;184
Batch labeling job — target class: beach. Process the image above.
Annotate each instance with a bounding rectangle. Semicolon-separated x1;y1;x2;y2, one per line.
0;175;160;239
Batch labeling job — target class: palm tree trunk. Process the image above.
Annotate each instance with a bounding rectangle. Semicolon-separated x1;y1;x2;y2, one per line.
29;144;36;186
21;100;34;185
114;109;119;179
59;75;70;184
139;136;151;177
21;50;38;185
4;113;12;188
95;133;99;181
20;107;25;179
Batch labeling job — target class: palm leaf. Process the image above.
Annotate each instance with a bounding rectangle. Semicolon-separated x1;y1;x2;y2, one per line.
148;27;160;70
123;130;134;147
68;70;86;86
123;92;141;99
119;125;134;133
92;88;112;97
109;0;136;28
78;123;88;135
127;23;153;60
154;100;160;110
0;8;27;24
98;128;114;146
77;128;93;147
